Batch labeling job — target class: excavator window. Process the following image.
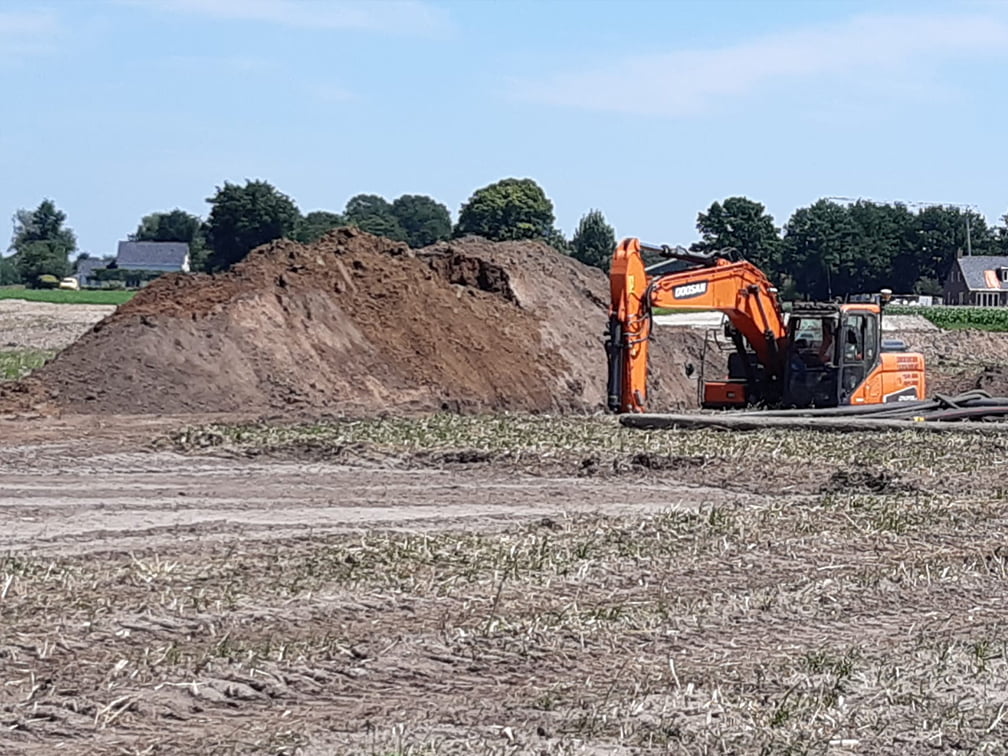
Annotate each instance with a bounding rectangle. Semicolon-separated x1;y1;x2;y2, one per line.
863;314;879;365
789;316;835;367
784;313;841;407
843;326;860;360
839;313;869;398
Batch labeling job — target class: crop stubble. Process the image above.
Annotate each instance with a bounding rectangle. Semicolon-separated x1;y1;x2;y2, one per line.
0;415;1007;754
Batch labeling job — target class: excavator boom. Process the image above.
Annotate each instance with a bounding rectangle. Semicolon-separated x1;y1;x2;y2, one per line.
607;238;787;413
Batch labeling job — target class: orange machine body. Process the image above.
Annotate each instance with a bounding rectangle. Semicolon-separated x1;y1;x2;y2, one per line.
606;238;927;413
834;302;927;405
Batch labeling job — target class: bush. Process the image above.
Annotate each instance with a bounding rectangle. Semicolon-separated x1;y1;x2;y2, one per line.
36;274;60;289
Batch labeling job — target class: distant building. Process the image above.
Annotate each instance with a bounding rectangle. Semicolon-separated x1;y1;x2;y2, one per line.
943;256;1008;306
74;257;105;287
114;241;190;273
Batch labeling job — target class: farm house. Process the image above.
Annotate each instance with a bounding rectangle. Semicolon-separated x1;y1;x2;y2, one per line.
943;256;1008;306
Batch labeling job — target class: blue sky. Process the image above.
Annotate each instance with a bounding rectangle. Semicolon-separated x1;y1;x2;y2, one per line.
2;0;1007;256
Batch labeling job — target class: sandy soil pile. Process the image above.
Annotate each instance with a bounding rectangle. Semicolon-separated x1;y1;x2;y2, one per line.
2;229;709;416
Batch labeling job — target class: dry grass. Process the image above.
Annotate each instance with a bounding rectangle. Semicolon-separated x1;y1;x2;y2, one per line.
3;493;1008;753
172;413;1008;496
4;415;1008;753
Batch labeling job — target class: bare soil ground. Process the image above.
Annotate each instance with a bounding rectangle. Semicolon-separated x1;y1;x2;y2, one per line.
4;257;1008;753
0;300;114;351
2;413;1008;754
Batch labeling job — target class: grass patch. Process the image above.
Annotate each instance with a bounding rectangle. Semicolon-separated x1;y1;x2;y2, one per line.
0;348;55;379
0;286;134;305
11;413;1008;750
4;494;1008;752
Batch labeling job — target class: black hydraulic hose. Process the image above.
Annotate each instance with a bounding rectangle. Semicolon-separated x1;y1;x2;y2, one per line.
920;406;1008;421
742;400;934;418
738;391;1000;420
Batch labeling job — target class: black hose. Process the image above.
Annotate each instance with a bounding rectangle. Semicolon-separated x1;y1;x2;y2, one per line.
732;390;1008;423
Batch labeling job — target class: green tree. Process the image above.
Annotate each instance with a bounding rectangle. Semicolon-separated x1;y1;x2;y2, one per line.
996;213;1008;254
571;209;616;270
542;226;573;255
295;211;346;244
345;194;407;242
390;195;451;248
780;200;998;298
204;180;301;270
454;178;555;241
844;200;915;292
0;255;19;285
780;200;862;299
906;206;994;288
132;209;203;244
10;199;76;285
695;197;781;275
15;242;72;284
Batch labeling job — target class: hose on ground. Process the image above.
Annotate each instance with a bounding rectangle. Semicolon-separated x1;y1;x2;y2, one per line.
738;390;1006;422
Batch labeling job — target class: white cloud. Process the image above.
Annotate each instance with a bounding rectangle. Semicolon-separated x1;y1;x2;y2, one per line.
0;9;64;57
122;0;451;37
514;12;1008;117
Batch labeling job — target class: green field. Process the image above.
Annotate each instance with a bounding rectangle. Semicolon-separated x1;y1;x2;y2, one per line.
887;305;1008;332
0;287;135;305
0;349;55;380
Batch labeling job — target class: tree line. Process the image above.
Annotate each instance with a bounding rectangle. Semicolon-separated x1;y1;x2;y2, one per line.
5;179;1008;300
2;178;614;287
693;196;1008;299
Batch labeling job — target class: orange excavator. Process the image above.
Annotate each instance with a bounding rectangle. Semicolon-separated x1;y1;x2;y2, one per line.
606;238;927;413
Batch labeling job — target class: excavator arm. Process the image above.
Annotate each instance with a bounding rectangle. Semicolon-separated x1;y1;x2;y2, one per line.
607;237;787;413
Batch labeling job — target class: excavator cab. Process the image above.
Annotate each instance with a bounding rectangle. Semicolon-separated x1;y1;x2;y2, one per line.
783;306;842;408
782;300;923;408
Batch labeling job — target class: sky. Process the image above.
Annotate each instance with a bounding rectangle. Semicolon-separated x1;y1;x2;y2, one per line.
2;0;1008;256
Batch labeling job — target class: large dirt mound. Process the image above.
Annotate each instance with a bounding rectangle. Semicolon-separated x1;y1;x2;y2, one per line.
2;229;707;417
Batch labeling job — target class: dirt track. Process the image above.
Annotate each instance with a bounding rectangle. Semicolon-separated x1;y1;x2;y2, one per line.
0;416;725;556
3;415;1008;754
